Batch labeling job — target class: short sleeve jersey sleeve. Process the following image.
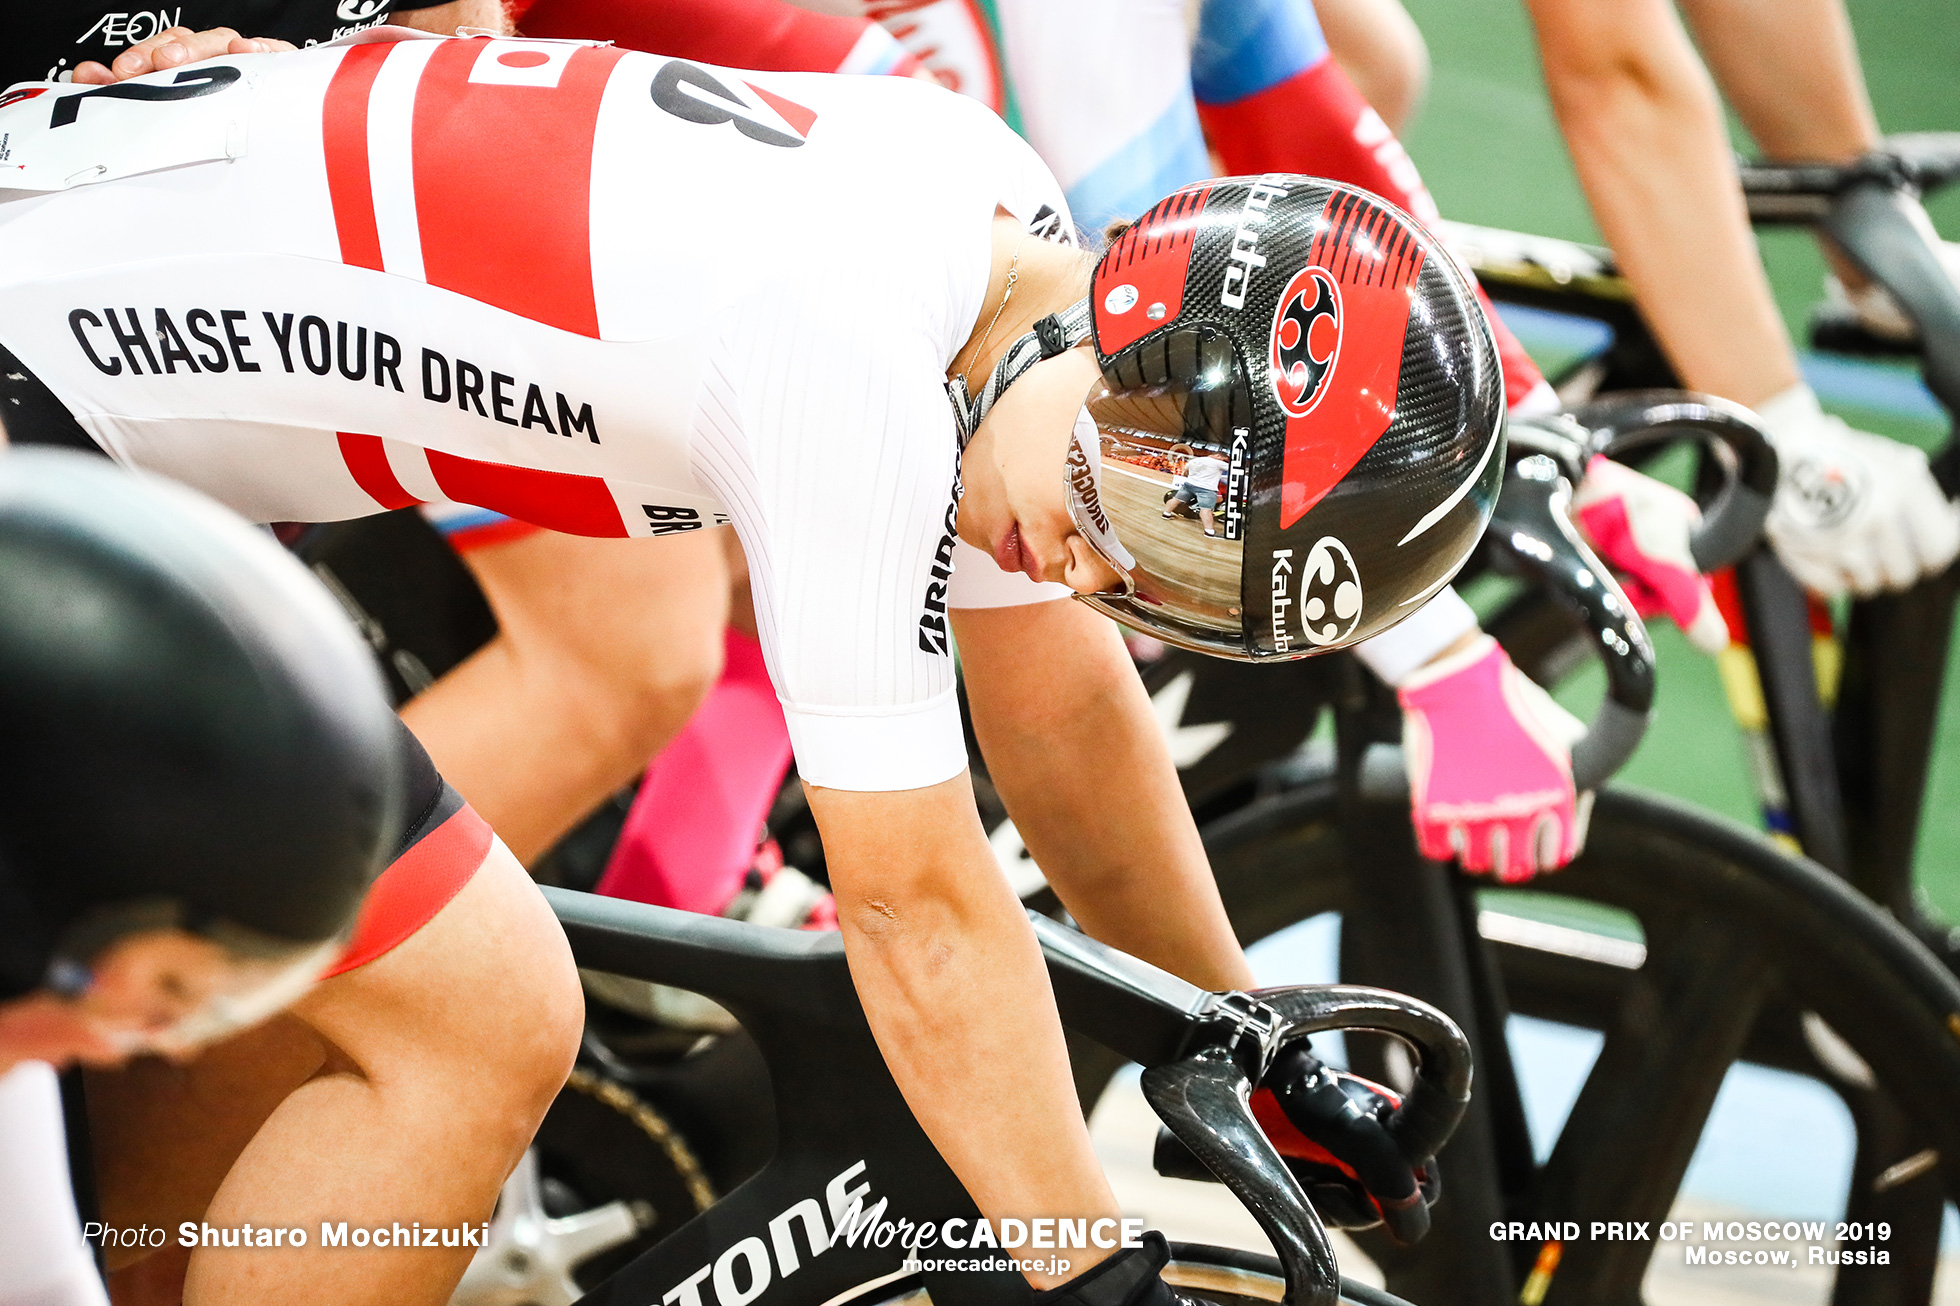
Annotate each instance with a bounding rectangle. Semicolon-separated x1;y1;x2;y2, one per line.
693;101;1084;792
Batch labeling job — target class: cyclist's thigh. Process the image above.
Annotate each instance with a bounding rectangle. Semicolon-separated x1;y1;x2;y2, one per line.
456;527;733;691
292;834;578;1096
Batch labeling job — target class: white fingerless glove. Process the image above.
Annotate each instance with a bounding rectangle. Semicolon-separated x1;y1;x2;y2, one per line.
1759;384;1960;597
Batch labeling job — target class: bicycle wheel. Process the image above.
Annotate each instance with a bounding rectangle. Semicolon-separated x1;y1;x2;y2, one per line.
835;1244;1416;1306
1179;775;1960;1306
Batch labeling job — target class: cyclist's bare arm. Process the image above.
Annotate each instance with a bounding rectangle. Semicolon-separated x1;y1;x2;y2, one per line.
1674;0;1887;292
1675;0;1878;165
1311;0;1432;133
955;598;1254;992
804;775;1119;1286
1526;0;1799;409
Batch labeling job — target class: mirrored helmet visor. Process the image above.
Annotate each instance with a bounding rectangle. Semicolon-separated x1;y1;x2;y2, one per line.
1065;334;1255;658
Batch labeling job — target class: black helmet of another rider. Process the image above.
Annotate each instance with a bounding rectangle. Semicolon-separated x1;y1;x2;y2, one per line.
0;449;405;1048
1070;176;1506;659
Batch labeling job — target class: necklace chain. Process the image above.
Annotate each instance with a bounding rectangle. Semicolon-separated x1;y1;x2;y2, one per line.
959;232;1027;394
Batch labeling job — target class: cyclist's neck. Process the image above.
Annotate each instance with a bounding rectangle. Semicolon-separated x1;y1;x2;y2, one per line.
948;212;1097;391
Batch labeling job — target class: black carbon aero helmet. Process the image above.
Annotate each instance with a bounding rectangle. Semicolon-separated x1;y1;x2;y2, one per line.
0;450;405;1021
1065;175;1506;658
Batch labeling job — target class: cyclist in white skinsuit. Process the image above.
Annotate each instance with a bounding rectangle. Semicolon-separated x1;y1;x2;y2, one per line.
0;32;1223;1292
0;33;1066;782
0;32;1498;1294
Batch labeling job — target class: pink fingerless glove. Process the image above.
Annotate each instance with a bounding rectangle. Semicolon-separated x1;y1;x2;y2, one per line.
1397;636;1583;883
1572;455;1727;653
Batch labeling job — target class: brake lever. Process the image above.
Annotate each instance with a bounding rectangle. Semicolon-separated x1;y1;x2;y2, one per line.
1143;1051;1342;1306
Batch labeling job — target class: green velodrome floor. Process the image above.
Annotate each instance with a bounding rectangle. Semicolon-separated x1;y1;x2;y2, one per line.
1392;0;1960;920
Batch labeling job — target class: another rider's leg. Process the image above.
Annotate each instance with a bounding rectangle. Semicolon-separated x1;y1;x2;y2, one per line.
807;775;1121;1288
89;733;582;1306
400;527;732;864
1674;0;1921;308
1310;0;1431;132
1676;0;1878;166
955;599;1255;991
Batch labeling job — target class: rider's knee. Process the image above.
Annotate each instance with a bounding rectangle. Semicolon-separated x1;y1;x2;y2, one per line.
300;842;582;1129
609;619;726;746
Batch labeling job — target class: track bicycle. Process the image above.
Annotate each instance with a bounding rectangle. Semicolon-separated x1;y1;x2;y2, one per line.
1095;140;1960;1305
1452;132;1960;949
457;885;1473;1306
288;158;1960;1303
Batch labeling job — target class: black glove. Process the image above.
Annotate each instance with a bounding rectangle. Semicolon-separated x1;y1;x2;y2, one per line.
1035;1230;1192;1306
1255;1042;1438;1244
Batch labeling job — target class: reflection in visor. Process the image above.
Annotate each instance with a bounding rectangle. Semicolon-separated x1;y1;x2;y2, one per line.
1072;333;1252;651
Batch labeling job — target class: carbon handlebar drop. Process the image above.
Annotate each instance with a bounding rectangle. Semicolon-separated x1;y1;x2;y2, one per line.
1142;984;1472;1306
1484;450;1656;791
1569;391;1779;572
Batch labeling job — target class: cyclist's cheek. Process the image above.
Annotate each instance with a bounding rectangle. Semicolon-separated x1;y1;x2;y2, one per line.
1061;534;1122;595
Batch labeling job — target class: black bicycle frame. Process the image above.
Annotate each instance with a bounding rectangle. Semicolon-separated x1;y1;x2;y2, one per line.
548;888;1471;1306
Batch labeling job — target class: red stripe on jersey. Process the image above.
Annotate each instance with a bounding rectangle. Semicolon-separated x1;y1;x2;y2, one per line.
322;42;391;272
338;432;424;509
744;81;817;138
425;451;628;537
410;40;627;338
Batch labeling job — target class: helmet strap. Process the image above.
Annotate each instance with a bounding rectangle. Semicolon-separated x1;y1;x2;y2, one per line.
947;297;1093;449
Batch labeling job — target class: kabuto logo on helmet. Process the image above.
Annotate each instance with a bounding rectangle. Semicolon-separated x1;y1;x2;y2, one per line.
1299;537;1363;646
1276;192;1428;529
1081;176;1502;663
1271;266;1341;419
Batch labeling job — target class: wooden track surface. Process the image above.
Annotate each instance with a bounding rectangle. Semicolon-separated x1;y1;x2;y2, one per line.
1103;463;1242;631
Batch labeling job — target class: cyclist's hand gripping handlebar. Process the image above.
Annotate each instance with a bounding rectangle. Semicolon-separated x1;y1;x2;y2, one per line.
1142;986;1472;1306
1565;390;1780;573
1740;133;1960;494
1252;1047;1439;1243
